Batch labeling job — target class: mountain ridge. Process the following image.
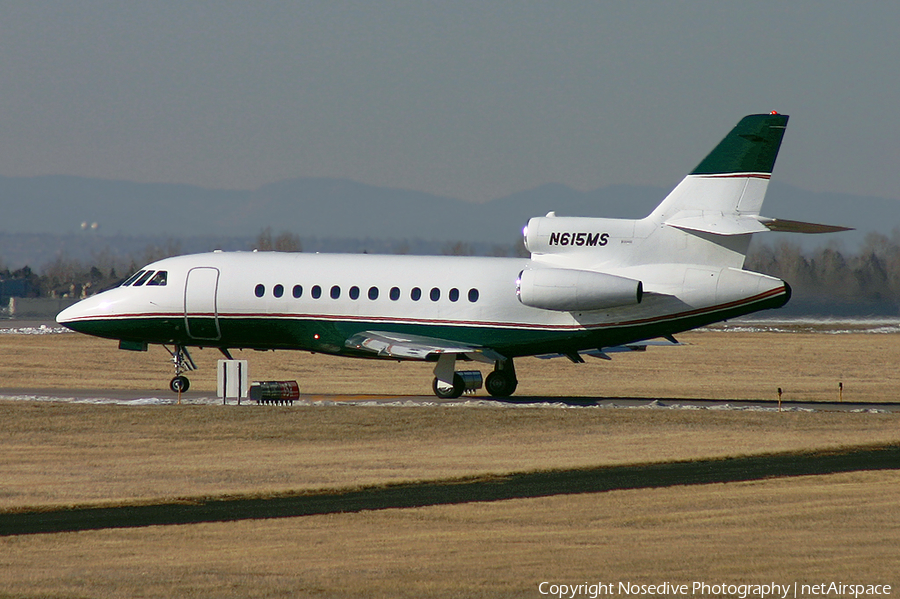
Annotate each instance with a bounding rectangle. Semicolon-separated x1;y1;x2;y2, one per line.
1;174;897;251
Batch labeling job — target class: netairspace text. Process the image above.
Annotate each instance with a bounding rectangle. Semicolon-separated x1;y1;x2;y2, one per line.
537;581;892;598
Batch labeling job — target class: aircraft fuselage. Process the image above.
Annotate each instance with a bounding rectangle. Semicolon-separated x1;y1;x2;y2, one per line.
59;249;788;360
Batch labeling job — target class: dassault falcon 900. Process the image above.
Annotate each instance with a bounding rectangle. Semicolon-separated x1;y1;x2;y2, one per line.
57;113;848;398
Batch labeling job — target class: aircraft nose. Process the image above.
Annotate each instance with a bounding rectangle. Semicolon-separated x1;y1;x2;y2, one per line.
56;299;91;331
55;292;119;334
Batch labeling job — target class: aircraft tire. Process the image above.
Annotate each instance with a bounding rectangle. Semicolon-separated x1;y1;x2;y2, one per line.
432;375;464;399
170;375;190;393
485;371;517;397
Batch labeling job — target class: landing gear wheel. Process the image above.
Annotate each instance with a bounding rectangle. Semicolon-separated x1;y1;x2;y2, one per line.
165;345;197;395
170;375;190;393
432;374;465;399
485;371;517;397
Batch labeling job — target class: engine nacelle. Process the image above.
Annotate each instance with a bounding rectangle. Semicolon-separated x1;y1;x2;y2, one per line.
516;268;643;312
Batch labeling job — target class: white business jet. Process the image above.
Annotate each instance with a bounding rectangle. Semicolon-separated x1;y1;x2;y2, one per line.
57;113;847;398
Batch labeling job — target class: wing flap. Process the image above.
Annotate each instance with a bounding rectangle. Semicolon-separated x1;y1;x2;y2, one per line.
345;330;499;362
535;337;682;360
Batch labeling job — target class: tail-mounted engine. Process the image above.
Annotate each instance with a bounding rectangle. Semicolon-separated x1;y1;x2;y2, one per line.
523;215;626;255
516;267;643;312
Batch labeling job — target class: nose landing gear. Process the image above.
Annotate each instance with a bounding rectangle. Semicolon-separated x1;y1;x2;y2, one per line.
164;345;197;393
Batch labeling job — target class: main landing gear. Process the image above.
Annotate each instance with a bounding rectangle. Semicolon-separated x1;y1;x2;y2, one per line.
164;345;197;393
431;355;518;399
485;360;518;397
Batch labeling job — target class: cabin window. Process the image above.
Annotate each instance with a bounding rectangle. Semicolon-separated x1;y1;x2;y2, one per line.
349;286;360;300
430;287;440;301
146;271;168;286
390;287;400;301
368;286;379;300
449;288;459;302
468;288;479;303
255;284;265;298
331;285;341;299
411;287;422;301
312;285;322;299
121;270;146;287
132;270;155;287
292;285;303;298
273;284;284;298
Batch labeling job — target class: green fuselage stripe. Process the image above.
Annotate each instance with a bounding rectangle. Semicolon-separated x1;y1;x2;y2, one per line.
70;288;787;360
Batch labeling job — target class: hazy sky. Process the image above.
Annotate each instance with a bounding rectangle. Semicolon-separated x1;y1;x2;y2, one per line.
1;2;898;203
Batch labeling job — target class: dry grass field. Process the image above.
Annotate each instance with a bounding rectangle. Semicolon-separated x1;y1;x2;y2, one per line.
0;330;899;597
3;329;900;401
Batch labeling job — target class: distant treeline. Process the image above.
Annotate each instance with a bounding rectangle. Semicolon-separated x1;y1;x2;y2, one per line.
746;231;900;315
3;228;900;315
0;228;527;300
0;238;185;300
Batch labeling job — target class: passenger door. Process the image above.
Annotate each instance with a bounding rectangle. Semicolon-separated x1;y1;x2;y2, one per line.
184;267;221;340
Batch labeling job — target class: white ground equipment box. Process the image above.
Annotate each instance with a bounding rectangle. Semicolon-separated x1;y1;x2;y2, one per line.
217;359;249;403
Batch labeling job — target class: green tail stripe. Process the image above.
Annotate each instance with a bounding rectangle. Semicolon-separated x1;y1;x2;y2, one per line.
691;113;789;175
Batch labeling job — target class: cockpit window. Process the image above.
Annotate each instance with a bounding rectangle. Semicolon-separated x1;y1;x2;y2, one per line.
120;270;146;287
146;271;168;286
132;270;156;287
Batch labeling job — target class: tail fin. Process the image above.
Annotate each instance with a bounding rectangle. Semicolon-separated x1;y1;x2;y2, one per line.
522;113;847;271
648;112;788;233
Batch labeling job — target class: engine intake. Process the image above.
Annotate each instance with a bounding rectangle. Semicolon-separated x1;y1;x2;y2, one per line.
517;268;643;312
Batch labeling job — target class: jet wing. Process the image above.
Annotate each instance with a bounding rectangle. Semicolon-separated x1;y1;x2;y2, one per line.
345;330;500;362
535;337;682;362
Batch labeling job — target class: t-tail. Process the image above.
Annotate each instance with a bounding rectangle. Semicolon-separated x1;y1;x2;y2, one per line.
648;111;790;265
520;112;849;315
524;112;849;269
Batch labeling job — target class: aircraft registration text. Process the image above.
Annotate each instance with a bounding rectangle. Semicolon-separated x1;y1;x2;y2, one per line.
548;232;610;247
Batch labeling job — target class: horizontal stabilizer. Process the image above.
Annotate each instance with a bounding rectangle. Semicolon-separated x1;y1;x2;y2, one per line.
665;215;769;236
756;217;853;234
666;214;851;236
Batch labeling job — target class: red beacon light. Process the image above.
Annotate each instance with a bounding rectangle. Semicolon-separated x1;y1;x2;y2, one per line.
770;110;780;115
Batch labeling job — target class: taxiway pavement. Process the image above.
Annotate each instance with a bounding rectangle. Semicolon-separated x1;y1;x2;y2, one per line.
1;387;898;412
